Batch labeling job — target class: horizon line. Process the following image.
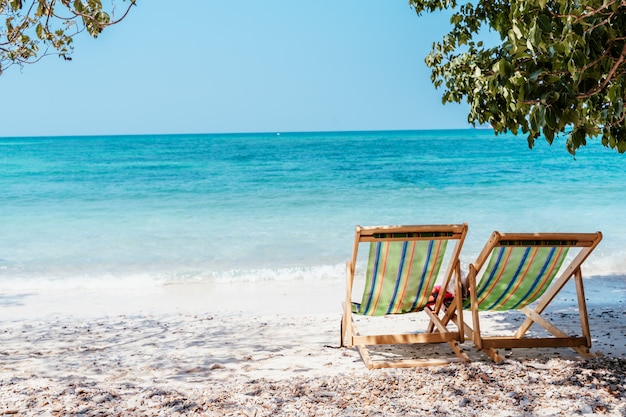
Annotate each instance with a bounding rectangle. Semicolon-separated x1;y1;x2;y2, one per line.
0;127;494;140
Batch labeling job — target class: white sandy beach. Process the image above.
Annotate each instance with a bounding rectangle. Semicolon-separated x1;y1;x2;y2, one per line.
1;276;625;416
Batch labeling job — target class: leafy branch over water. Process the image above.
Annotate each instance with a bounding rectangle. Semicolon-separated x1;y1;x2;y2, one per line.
0;0;135;73
410;0;626;154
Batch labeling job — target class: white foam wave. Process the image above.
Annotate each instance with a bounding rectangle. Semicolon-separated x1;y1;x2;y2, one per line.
0;248;622;291
164;263;347;284
0;263;348;291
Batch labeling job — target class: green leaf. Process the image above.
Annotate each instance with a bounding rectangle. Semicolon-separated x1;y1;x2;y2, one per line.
9;0;23;11
543;126;554;144
545;106;556;129
537;14;551;32
512;21;523;40
74;0;85;13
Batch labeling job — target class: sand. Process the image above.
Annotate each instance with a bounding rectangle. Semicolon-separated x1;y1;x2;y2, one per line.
0;276;625;416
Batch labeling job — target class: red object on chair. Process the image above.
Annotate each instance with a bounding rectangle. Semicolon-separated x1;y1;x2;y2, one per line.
427;285;454;308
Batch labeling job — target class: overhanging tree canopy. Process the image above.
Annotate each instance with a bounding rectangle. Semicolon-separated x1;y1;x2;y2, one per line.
1;0;135;74
409;0;626;154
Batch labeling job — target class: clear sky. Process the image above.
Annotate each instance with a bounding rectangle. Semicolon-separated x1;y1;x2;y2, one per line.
0;1;473;137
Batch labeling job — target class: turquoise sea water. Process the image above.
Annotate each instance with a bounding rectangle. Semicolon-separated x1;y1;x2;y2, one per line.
1;130;625;290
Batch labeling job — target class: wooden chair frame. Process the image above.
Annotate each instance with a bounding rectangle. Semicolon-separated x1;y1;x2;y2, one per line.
444;231;602;363
340;223;470;368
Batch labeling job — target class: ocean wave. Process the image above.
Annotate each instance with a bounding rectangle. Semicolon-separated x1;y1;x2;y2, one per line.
0;263;350;291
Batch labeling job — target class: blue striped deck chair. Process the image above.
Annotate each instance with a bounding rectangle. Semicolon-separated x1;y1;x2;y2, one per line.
452;231;602;363
340;224;469;369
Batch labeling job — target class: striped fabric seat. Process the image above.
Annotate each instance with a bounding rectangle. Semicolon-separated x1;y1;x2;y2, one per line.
456;231;603;363
465;246;568;311
341;224;470;369
353;239;447;316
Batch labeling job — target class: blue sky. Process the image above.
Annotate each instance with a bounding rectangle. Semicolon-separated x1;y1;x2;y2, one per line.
1;1;472;137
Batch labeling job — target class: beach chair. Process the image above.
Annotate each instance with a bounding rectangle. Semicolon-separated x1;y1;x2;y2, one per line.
340;224;470;368
449;231;602;363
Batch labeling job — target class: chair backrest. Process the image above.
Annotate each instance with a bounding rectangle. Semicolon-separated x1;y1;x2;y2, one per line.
351;224;467;316
465;232;602;311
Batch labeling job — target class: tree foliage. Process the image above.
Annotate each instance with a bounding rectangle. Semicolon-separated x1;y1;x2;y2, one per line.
0;0;135;74
409;0;626;154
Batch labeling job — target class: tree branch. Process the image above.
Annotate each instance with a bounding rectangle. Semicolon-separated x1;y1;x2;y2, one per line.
551;0;626;22
577;42;626;99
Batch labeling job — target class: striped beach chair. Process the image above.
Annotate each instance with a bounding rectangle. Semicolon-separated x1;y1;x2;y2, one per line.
340;224;469;368
453;231;602;362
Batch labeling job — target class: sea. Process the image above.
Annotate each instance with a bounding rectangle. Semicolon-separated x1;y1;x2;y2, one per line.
1;129;625;291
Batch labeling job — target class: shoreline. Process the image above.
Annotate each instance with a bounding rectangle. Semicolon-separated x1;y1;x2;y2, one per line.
2;273;624;319
1;276;625;415
0;278;348;321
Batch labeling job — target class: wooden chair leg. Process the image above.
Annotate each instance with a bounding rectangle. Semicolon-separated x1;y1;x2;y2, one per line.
340;317;345;347
483;347;505;363
425;308;470;362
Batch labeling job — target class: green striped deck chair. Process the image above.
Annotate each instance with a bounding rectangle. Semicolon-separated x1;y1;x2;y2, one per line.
459;231;602;363
340;224;469;369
